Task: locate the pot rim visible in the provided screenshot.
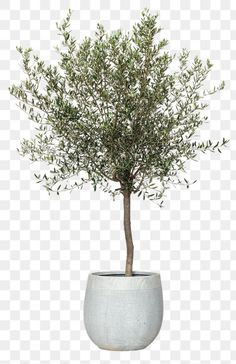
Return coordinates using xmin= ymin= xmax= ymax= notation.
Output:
xmin=90 ymin=270 xmax=160 ymax=278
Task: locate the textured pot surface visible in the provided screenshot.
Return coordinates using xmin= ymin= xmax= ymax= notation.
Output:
xmin=83 ymin=271 xmax=163 ymax=351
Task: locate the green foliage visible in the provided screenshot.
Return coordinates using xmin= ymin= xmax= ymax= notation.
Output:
xmin=9 ymin=8 xmax=229 ymax=204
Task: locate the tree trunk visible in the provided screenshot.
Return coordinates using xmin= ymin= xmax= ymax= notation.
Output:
xmin=123 ymin=190 xmax=134 ymax=276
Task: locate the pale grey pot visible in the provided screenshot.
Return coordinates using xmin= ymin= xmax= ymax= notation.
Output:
xmin=83 ymin=271 xmax=163 ymax=351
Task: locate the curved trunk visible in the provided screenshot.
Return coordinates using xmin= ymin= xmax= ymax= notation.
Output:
xmin=123 ymin=190 xmax=134 ymax=276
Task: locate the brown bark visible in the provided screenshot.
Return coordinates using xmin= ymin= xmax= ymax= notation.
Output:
xmin=123 ymin=190 xmax=134 ymax=276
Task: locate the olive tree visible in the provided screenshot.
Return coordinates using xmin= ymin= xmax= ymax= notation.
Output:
xmin=9 ymin=9 xmax=229 ymax=276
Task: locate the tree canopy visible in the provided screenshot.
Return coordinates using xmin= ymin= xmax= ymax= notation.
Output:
xmin=9 ymin=8 xmax=229 ymax=206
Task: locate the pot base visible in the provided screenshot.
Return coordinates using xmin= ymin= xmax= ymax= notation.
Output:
xmin=98 ymin=345 xmax=147 ymax=351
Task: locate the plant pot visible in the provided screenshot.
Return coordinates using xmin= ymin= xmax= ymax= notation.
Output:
xmin=83 ymin=271 xmax=163 ymax=351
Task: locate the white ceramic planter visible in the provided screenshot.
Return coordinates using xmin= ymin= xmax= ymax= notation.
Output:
xmin=83 ymin=271 xmax=163 ymax=351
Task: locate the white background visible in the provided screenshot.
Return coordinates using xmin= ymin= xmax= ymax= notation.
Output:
xmin=1 ymin=0 xmax=236 ymax=362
